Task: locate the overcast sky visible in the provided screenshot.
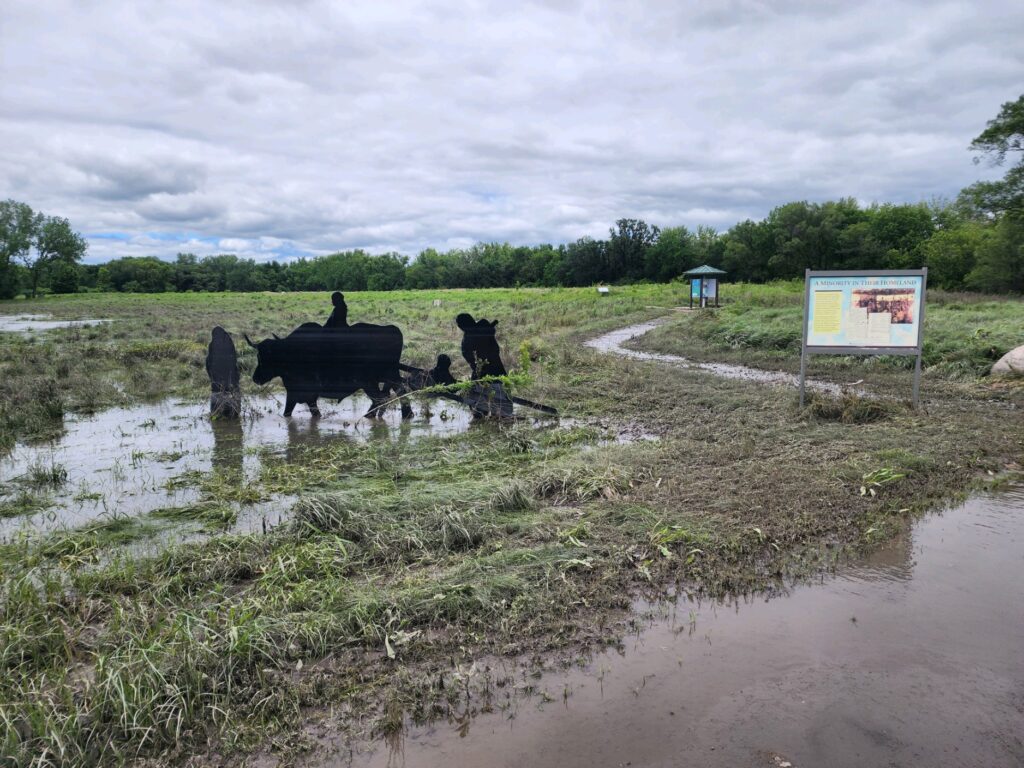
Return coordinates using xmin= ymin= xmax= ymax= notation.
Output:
xmin=2 ymin=1 xmax=1022 ymax=264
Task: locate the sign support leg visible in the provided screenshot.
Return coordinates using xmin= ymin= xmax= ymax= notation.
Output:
xmin=912 ymin=352 xmax=922 ymax=409
xmin=799 ymin=346 xmax=807 ymax=408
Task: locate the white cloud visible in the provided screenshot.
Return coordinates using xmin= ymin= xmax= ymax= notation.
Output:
xmin=0 ymin=0 xmax=1020 ymax=263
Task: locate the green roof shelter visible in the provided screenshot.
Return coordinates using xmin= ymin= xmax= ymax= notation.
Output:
xmin=682 ymin=265 xmax=728 ymax=309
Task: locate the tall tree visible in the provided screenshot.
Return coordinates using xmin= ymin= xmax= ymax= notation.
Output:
xmin=606 ymin=219 xmax=659 ymax=281
xmin=18 ymin=216 xmax=87 ymax=297
xmin=961 ymin=94 xmax=1024 ymax=218
xmin=0 ymin=200 xmax=43 ymax=298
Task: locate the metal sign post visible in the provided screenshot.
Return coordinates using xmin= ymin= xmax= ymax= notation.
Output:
xmin=799 ymin=268 xmax=927 ymax=408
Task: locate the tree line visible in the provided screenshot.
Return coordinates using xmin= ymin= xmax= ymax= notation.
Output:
xmin=2 ymin=95 xmax=1021 ymax=298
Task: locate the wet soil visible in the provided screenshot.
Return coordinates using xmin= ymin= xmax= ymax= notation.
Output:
xmin=350 ymin=488 xmax=1024 ymax=768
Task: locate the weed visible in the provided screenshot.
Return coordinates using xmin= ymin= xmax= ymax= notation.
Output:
xmin=808 ymin=393 xmax=898 ymax=424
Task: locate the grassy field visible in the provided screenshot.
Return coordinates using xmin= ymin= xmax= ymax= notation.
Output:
xmin=1 ymin=285 xmax=1022 ymax=766
xmin=635 ymin=281 xmax=1024 ymax=383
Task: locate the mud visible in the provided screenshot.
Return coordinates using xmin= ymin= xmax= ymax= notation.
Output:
xmin=585 ymin=319 xmax=845 ymax=395
xmin=351 ymin=488 xmax=1024 ymax=768
xmin=0 ymin=314 xmax=110 ymax=333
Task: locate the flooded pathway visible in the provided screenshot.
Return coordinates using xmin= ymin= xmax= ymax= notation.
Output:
xmin=585 ymin=318 xmax=843 ymax=395
xmin=353 ymin=489 xmax=1024 ymax=768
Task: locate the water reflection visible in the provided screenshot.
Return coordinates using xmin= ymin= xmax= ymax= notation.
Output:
xmin=211 ymin=417 xmax=244 ymax=479
xmin=0 ymin=392 xmax=480 ymax=537
xmin=352 ymin=489 xmax=1024 ymax=768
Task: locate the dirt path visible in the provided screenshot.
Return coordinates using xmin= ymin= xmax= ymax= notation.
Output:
xmin=585 ymin=316 xmax=844 ymax=395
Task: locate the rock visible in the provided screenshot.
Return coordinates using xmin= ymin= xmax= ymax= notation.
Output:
xmin=991 ymin=344 xmax=1024 ymax=376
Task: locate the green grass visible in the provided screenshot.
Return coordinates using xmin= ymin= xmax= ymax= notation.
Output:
xmin=0 ymin=284 xmax=1022 ymax=766
xmin=634 ymin=281 xmax=1024 ymax=383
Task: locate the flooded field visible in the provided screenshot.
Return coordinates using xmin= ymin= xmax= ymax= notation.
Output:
xmin=352 ymin=488 xmax=1024 ymax=768
xmin=0 ymin=313 xmax=110 ymax=334
xmin=0 ymin=393 xmax=479 ymax=539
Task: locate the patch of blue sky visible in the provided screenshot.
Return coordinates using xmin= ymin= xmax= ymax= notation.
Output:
xmin=87 ymin=231 xmax=132 ymax=241
xmin=144 ymin=231 xmax=212 ymax=243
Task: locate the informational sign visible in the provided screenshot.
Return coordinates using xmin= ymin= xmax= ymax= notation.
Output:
xmin=704 ymin=279 xmax=717 ymax=299
xmin=806 ymin=274 xmax=924 ymax=349
xmin=800 ymin=269 xmax=927 ymax=407
xmin=691 ymin=279 xmax=701 ymax=299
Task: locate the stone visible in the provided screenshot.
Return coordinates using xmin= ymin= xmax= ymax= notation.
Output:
xmin=991 ymin=344 xmax=1024 ymax=376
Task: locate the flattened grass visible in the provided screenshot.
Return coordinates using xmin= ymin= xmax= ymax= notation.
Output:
xmin=1 ymin=284 xmax=1022 ymax=766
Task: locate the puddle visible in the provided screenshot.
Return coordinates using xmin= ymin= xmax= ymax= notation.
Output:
xmin=351 ymin=488 xmax=1024 ymax=768
xmin=585 ymin=319 xmax=844 ymax=395
xmin=0 ymin=314 xmax=111 ymax=334
xmin=0 ymin=393 xmax=478 ymax=539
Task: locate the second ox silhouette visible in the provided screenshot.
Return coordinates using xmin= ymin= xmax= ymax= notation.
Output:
xmin=245 ymin=321 xmax=412 ymax=418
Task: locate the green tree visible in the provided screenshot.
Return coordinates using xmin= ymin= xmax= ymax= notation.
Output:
xmin=961 ymin=94 xmax=1024 ymax=218
xmin=17 ymin=215 xmax=88 ymax=298
xmin=49 ymin=262 xmax=81 ymax=294
xmin=100 ymin=257 xmax=172 ymax=292
xmin=922 ymin=223 xmax=988 ymax=290
xmin=644 ymin=226 xmax=696 ymax=281
xmin=866 ymin=203 xmax=934 ymax=268
xmin=722 ymin=219 xmax=773 ymax=282
xmin=0 ymin=200 xmax=43 ymax=298
xmin=966 ymin=216 xmax=1024 ymax=292
xmin=606 ymin=219 xmax=659 ymax=281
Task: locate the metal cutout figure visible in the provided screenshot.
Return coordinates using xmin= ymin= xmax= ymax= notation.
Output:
xmin=206 ymin=326 xmax=241 ymax=418
xmin=240 ymin=295 xmax=555 ymax=420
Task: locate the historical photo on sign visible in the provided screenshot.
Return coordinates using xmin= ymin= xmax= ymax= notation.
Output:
xmin=806 ymin=274 xmax=924 ymax=349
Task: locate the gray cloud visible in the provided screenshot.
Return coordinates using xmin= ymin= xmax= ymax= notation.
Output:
xmin=0 ymin=0 xmax=1021 ymax=264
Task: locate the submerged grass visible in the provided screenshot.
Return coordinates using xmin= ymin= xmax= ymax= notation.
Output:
xmin=0 ymin=285 xmax=1022 ymax=766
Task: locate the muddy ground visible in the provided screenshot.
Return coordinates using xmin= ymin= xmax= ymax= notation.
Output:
xmin=0 ymin=286 xmax=1022 ymax=767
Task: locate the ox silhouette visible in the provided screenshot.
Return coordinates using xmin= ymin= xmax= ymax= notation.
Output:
xmin=245 ymin=322 xmax=411 ymax=418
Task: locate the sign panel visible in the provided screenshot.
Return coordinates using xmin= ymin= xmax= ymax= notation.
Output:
xmin=704 ymin=279 xmax=717 ymax=299
xmin=691 ymin=279 xmax=701 ymax=299
xmin=805 ymin=273 xmax=924 ymax=349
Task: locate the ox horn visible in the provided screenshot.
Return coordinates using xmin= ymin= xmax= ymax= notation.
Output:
xmin=272 ymin=333 xmax=281 ymax=340
xmin=243 ymin=333 xmax=256 ymax=348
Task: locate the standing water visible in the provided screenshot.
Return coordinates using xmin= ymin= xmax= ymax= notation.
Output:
xmin=352 ymin=488 xmax=1024 ymax=768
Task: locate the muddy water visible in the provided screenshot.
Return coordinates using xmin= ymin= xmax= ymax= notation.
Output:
xmin=355 ymin=489 xmax=1024 ymax=768
xmin=0 ymin=393 xmax=475 ymax=538
xmin=585 ymin=319 xmax=844 ymax=395
xmin=0 ymin=314 xmax=110 ymax=333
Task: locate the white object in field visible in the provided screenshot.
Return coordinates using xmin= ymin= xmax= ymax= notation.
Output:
xmin=992 ymin=344 xmax=1024 ymax=375
xmin=432 ymin=299 xmax=442 ymax=307
xmin=597 ymin=286 xmax=610 ymax=294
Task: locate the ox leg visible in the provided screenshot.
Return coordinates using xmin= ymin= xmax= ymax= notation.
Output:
xmin=284 ymin=393 xmax=296 ymax=417
xmin=308 ymin=398 xmax=321 ymax=418
xmin=367 ymin=384 xmax=393 ymax=420
xmin=395 ymin=379 xmax=414 ymax=420
xmin=364 ymin=385 xmax=383 ymax=419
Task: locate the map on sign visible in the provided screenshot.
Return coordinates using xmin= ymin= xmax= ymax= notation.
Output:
xmin=806 ymin=275 xmax=924 ymax=348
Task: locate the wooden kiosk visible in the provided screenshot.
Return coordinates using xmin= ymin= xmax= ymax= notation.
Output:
xmin=683 ymin=265 xmax=727 ymax=309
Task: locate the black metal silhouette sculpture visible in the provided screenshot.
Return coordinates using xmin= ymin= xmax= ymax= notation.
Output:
xmin=242 ymin=295 xmax=555 ymax=420
xmin=324 ymin=291 xmax=348 ymax=329
xmin=452 ymin=313 xmax=511 ymax=418
xmin=244 ymin=318 xmax=412 ymax=419
xmin=456 ymin=313 xmax=507 ymax=378
xmin=206 ymin=326 xmax=241 ymax=418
